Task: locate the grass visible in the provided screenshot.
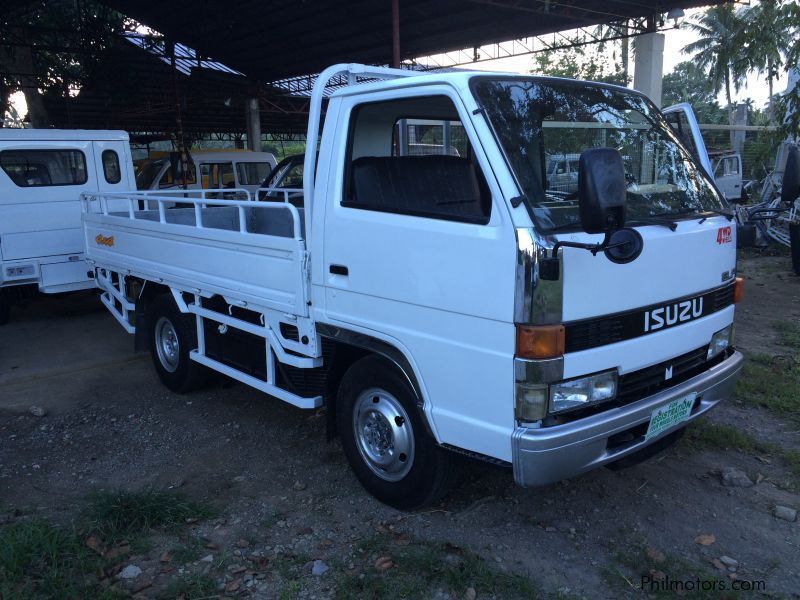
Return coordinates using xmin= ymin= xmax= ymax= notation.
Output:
xmin=85 ymin=490 xmax=215 ymax=543
xmin=160 ymin=573 xmax=216 ymax=599
xmin=734 ymin=320 xmax=800 ymax=425
xmin=685 ymin=419 xmax=800 ymax=487
xmin=335 ymin=534 xmax=539 ymax=600
xmin=0 ymin=490 xmax=216 ymax=599
xmin=0 ymin=520 xmax=123 ymax=600
xmin=604 ymin=541 xmax=731 ymax=599
xmin=279 ymin=579 xmax=302 ymax=600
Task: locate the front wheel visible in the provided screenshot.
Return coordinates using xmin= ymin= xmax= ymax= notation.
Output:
xmin=148 ymin=294 xmax=209 ymax=393
xmin=337 ymin=355 xmax=454 ymax=510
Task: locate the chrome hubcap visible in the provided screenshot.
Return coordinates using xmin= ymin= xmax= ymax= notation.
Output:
xmin=353 ymin=388 xmax=414 ymax=482
xmin=155 ymin=317 xmax=180 ymax=373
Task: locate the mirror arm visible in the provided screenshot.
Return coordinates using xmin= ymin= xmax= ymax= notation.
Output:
xmin=551 ymin=231 xmax=623 ymax=258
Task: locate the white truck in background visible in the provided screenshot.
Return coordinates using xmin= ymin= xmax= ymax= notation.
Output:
xmin=0 ymin=129 xmax=135 ymax=324
xmin=83 ymin=65 xmax=747 ymax=509
xmin=663 ymin=103 xmax=744 ymax=201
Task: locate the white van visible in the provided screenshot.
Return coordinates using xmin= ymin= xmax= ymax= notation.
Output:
xmin=0 ymin=129 xmax=135 ymax=323
xmin=136 ymin=150 xmax=277 ymax=197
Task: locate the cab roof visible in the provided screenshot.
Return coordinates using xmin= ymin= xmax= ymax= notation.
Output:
xmin=0 ymin=129 xmax=130 ymax=142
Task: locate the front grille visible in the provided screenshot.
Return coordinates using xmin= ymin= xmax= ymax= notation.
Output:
xmin=547 ymin=346 xmax=730 ymax=424
xmin=616 ymin=346 xmax=716 ymax=404
xmin=564 ymin=283 xmax=735 ymax=353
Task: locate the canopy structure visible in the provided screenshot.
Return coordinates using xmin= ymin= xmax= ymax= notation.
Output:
xmin=5 ymin=0 xmax=724 ymax=137
xmin=103 ymin=0 xmax=718 ymax=82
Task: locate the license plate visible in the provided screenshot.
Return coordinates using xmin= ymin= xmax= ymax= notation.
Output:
xmin=645 ymin=393 xmax=697 ymax=441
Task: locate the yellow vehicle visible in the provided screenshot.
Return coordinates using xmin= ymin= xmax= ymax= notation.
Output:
xmin=135 ymin=150 xmax=277 ymax=197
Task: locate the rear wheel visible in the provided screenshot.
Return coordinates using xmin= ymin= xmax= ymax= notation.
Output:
xmin=148 ymin=294 xmax=209 ymax=393
xmin=337 ymin=355 xmax=453 ymax=510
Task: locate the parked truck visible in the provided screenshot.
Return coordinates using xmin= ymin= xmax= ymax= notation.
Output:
xmin=0 ymin=129 xmax=135 ymax=324
xmin=82 ymin=64 xmax=745 ymax=509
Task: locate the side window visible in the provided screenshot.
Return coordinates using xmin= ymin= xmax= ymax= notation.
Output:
xmin=102 ymin=150 xmax=121 ymax=184
xmin=200 ymin=162 xmax=235 ymax=189
xmin=0 ymin=150 xmax=87 ymax=187
xmin=344 ymin=96 xmax=491 ymax=225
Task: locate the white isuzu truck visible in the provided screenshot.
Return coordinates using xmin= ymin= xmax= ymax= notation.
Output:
xmin=82 ymin=65 xmax=745 ymax=509
xmin=0 ymin=129 xmax=135 ymax=323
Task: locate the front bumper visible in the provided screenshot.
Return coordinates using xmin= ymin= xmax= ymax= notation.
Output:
xmin=512 ymin=350 xmax=743 ymax=487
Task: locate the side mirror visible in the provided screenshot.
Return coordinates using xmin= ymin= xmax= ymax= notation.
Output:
xmin=782 ymin=146 xmax=800 ymax=204
xmin=578 ymin=148 xmax=626 ymax=234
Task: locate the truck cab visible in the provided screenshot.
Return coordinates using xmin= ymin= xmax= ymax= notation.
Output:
xmin=83 ymin=65 xmax=743 ymax=509
xmin=0 ymin=129 xmax=135 ymax=323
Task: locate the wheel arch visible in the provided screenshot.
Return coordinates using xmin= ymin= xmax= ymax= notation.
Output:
xmin=317 ymin=323 xmax=435 ymax=442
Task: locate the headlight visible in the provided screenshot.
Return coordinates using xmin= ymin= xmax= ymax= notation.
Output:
xmin=549 ymin=370 xmax=617 ymax=413
xmin=708 ymin=324 xmax=734 ymax=360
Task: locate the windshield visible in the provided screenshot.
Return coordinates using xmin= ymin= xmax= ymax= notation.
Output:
xmin=472 ymin=78 xmax=725 ymax=231
xmin=135 ymin=158 xmax=166 ymax=190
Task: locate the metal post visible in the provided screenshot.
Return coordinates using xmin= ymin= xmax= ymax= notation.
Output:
xmin=246 ymin=84 xmax=261 ymax=152
xmin=168 ymin=40 xmax=190 ymax=190
xmin=392 ymin=0 xmax=400 ymax=68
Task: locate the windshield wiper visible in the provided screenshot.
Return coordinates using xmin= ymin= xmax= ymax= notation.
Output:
xmin=625 ymin=217 xmax=678 ymax=231
xmin=698 ymin=208 xmax=735 ymax=223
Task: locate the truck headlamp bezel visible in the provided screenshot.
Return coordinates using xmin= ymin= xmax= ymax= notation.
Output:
xmin=549 ymin=369 xmax=618 ymax=414
xmin=707 ymin=324 xmax=734 ymax=360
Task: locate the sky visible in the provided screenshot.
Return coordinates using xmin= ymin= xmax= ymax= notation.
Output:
xmin=7 ymin=5 xmax=792 ymax=122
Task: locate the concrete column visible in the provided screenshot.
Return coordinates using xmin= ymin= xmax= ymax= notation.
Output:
xmin=633 ymin=32 xmax=665 ymax=107
xmin=732 ymin=103 xmax=747 ymax=154
xmin=246 ymin=97 xmax=261 ymax=151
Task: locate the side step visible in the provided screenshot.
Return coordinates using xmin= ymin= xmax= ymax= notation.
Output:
xmin=190 ymin=351 xmax=322 ymax=409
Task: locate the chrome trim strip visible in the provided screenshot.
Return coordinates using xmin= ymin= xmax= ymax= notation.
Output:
xmin=512 ymin=350 xmax=743 ymax=487
xmin=514 ymin=227 xmax=563 ymax=325
xmin=514 ymin=356 xmax=564 ymax=385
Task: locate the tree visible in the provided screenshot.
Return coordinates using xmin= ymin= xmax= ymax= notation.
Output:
xmin=741 ymin=0 xmax=793 ymax=123
xmin=777 ymin=1 xmax=800 ymax=140
xmin=0 ymin=1 xmax=130 ymax=127
xmin=682 ymin=4 xmax=750 ymax=136
xmin=661 ymin=61 xmax=726 ymax=123
xmin=532 ymin=45 xmax=628 ymax=86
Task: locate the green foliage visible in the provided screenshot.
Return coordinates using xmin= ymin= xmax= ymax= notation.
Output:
xmin=532 ymin=45 xmax=628 ymax=86
xmin=682 ymin=4 xmax=750 ymax=110
xmin=662 ymin=61 xmax=726 ymax=124
xmin=336 ymin=535 xmax=539 ymax=599
xmin=263 ymin=140 xmax=306 ymax=162
xmin=0 ymin=520 xmax=124 ymax=600
xmin=0 ymin=2 xmax=132 ymax=126
xmin=85 ymin=490 xmax=215 ymax=543
xmin=160 ymin=573 xmax=216 ymax=599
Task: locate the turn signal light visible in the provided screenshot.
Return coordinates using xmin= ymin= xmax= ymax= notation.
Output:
xmin=733 ymin=276 xmax=744 ymax=303
xmin=516 ymin=324 xmax=565 ymax=359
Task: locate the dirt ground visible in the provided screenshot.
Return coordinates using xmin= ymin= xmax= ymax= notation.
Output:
xmin=2 ymin=249 xmax=799 ymax=599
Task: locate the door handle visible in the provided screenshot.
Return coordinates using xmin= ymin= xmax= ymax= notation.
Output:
xmin=329 ymin=264 xmax=349 ymax=276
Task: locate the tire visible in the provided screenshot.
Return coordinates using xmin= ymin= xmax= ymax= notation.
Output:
xmin=337 ymin=355 xmax=453 ymax=510
xmin=148 ymin=294 xmax=209 ymax=393
xmin=0 ymin=293 xmax=9 ymax=326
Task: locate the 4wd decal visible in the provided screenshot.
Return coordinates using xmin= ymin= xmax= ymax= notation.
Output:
xmin=716 ymin=226 xmax=732 ymax=245
xmin=95 ymin=234 xmax=114 ymax=247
